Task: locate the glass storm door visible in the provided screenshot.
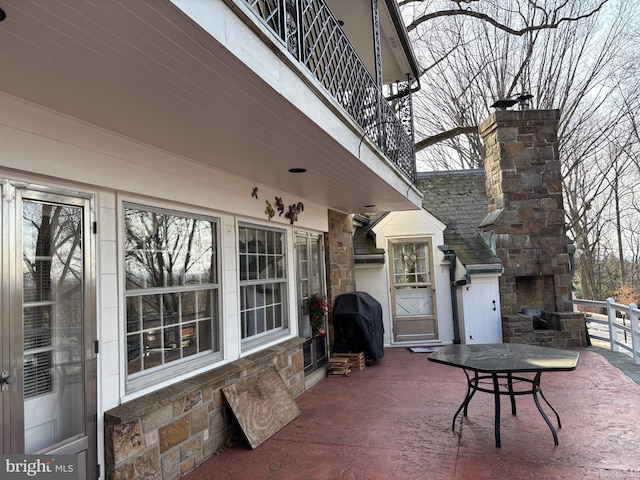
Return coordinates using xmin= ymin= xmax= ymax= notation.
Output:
xmin=389 ymin=239 xmax=438 ymax=343
xmin=0 ymin=180 xmax=96 ymax=479
xmin=295 ymin=232 xmax=327 ymax=373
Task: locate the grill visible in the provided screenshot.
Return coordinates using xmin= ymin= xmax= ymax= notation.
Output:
xmin=332 ymin=292 xmax=384 ymax=364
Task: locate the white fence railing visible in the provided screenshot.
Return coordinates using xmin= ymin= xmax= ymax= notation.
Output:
xmin=573 ymin=297 xmax=640 ymax=364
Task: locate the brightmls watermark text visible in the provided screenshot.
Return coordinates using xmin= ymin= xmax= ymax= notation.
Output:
xmin=1 ymin=455 xmax=77 ymax=479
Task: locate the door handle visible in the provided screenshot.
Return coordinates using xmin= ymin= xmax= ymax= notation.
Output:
xmin=1 ymin=371 xmax=15 ymax=392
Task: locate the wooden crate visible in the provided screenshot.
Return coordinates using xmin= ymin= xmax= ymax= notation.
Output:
xmin=332 ymin=352 xmax=365 ymax=371
xmin=327 ymin=356 xmax=351 ymax=376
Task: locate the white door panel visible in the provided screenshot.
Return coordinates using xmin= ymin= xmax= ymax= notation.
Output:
xmin=395 ymin=288 xmax=433 ymax=316
xmin=462 ymin=277 xmax=502 ymax=344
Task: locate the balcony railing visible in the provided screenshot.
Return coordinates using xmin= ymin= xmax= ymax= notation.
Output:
xmin=241 ymin=0 xmax=416 ymax=182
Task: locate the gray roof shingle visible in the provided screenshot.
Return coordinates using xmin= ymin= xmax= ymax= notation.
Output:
xmin=416 ymin=170 xmax=501 ymax=267
xmin=353 ymin=170 xmax=501 ymax=270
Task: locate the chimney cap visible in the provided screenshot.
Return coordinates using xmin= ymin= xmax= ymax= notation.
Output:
xmin=491 ymin=93 xmax=534 ymax=110
xmin=491 ymin=98 xmax=518 ymax=110
xmin=517 ymin=93 xmax=533 ymax=109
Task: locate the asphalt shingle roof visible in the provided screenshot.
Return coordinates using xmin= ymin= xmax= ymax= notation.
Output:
xmin=353 ymin=212 xmax=386 ymax=263
xmin=354 ymin=170 xmax=501 ymax=269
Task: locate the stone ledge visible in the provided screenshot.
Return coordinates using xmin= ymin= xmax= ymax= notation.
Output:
xmin=106 ymin=337 xmax=305 ymax=425
xmin=502 ymin=313 xmax=588 ymax=347
xmin=105 ymin=337 xmax=306 ymax=480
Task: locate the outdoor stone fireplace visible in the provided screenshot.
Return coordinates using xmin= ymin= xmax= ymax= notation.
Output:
xmin=479 ymin=109 xmax=586 ymax=347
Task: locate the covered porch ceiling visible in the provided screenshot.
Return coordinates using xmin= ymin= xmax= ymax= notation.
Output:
xmin=0 ymin=0 xmax=421 ymax=214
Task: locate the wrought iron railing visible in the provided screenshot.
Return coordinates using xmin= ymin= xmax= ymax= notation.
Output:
xmin=241 ymin=0 xmax=416 ymax=182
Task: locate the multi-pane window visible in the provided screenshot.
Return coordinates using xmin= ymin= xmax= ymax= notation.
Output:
xmin=124 ymin=204 xmax=220 ymax=378
xmin=295 ymin=231 xmax=327 ymax=373
xmin=392 ymin=241 xmax=432 ymax=285
xmin=239 ymin=225 xmax=287 ymax=342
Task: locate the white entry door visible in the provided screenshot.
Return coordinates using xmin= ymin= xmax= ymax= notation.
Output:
xmin=0 ymin=180 xmax=96 ymax=479
xmin=389 ymin=239 xmax=438 ymax=342
xmin=460 ymin=275 xmax=502 ymax=344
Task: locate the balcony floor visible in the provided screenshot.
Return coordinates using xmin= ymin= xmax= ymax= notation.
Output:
xmin=183 ymin=346 xmax=640 ymax=480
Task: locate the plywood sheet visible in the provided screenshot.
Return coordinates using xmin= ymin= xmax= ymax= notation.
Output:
xmin=222 ymin=367 xmax=301 ymax=449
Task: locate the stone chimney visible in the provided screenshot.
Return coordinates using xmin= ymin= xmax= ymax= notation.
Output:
xmin=479 ymin=109 xmax=573 ymax=317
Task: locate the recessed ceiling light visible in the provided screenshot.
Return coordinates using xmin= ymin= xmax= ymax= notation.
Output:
xmin=288 ymin=168 xmax=307 ymax=173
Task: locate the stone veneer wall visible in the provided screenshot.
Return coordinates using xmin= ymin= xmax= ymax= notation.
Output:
xmin=104 ymin=337 xmax=304 ymax=480
xmin=326 ymin=209 xmax=357 ymax=302
xmin=325 ymin=209 xmax=357 ymax=351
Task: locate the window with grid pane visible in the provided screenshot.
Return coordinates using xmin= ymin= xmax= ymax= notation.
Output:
xmin=124 ymin=204 xmax=220 ymax=379
xmin=239 ymin=225 xmax=287 ymax=341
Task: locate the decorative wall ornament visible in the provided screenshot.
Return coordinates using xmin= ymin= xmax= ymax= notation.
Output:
xmin=264 ymin=196 xmax=303 ymax=223
xmin=251 ymin=187 xmax=259 ymax=199
xmin=275 ymin=197 xmax=285 ymax=216
xmin=285 ymin=202 xmax=304 ymax=224
xmin=265 ymin=200 xmax=275 ymax=220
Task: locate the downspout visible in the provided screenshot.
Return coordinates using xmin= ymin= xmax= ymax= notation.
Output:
xmin=442 ymin=249 xmax=461 ymax=344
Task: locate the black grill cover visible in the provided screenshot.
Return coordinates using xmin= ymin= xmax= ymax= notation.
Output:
xmin=332 ymin=292 xmax=384 ymax=361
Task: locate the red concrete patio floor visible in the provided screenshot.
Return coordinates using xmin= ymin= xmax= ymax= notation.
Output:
xmin=183 ymin=347 xmax=640 ymax=480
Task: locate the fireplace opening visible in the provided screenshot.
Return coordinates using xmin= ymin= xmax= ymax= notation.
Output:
xmin=532 ymin=316 xmax=548 ymax=330
xmin=515 ymin=275 xmax=556 ymax=314
xmin=522 ymin=308 xmax=557 ymax=330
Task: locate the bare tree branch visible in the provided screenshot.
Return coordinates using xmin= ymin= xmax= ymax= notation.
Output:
xmin=415 ymin=126 xmax=478 ymax=152
xmin=406 ymin=0 xmax=640 ymax=296
xmin=406 ymin=1 xmax=609 ymax=35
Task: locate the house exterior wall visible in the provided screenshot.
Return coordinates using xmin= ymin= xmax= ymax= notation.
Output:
xmin=0 ymin=93 xmax=328 ymax=478
xmin=357 ymin=210 xmax=456 ymax=345
xmin=0 ymin=2 xmax=422 ymax=477
xmin=326 ymin=210 xmax=357 ymax=350
xmin=104 ymin=338 xmax=304 ymax=480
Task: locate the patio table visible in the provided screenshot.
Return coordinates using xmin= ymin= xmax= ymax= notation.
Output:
xmin=428 ymin=343 xmax=579 ymax=448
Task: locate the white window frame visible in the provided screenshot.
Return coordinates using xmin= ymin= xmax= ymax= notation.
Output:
xmin=121 ymin=201 xmax=223 ymax=395
xmin=238 ymin=222 xmax=289 ymax=350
